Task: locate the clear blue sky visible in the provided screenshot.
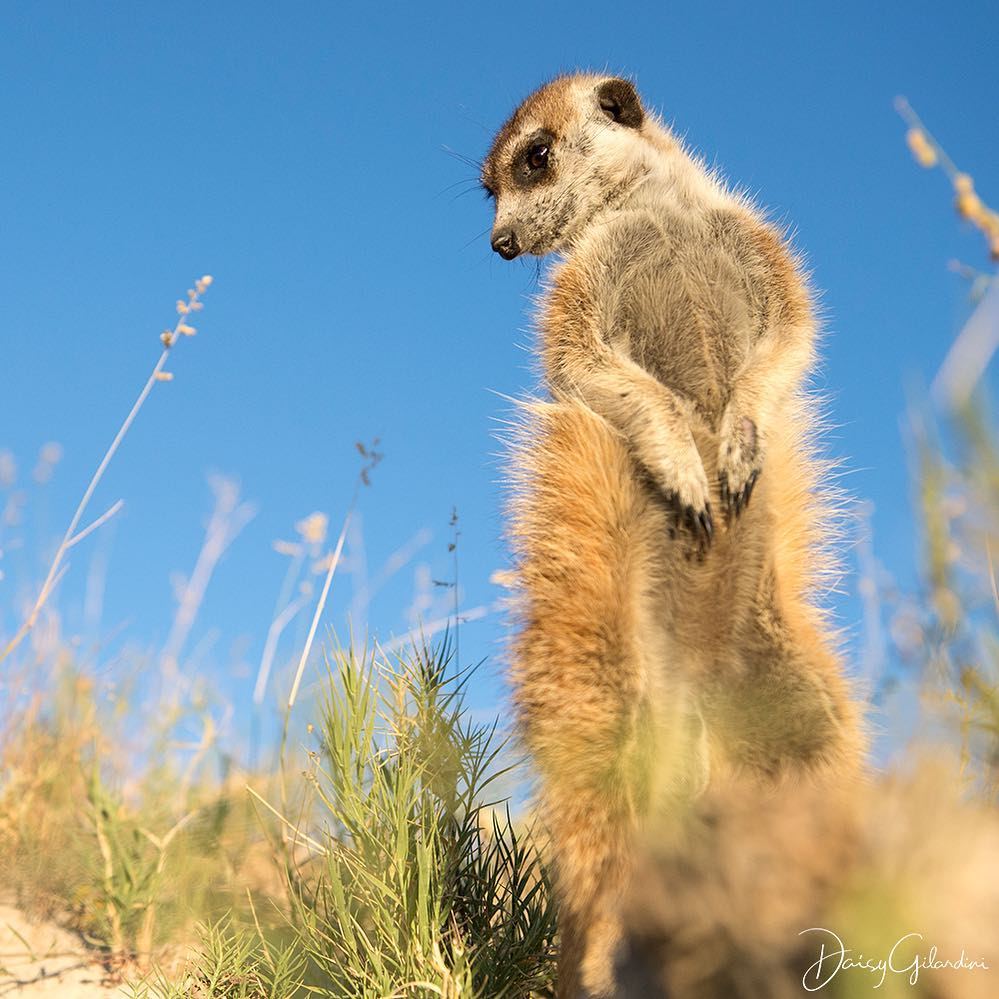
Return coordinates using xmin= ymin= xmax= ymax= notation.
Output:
xmin=1 ymin=2 xmax=996 ymax=741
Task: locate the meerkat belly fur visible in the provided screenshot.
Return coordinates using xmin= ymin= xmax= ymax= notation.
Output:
xmin=483 ymin=74 xmax=865 ymax=997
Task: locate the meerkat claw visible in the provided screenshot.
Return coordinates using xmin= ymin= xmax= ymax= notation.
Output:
xmin=719 ymin=471 xmax=731 ymax=509
xmin=700 ymin=505 xmax=715 ymax=543
xmin=720 ymin=469 xmax=760 ymax=522
xmin=678 ymin=502 xmax=714 ymax=552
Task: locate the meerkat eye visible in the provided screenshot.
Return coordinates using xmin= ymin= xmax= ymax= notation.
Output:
xmin=527 ymin=144 xmax=550 ymax=170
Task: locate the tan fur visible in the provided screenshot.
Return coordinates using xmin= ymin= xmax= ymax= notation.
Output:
xmin=487 ymin=74 xmax=866 ymax=996
xmin=616 ymin=762 xmax=999 ymax=999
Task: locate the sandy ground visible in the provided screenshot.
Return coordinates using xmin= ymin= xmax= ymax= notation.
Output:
xmin=0 ymin=906 xmax=127 ymax=997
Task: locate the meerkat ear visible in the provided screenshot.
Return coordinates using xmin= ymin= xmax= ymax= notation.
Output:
xmin=596 ymin=78 xmax=644 ymax=129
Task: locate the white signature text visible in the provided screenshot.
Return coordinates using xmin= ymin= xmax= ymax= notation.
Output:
xmin=799 ymin=927 xmax=989 ymax=990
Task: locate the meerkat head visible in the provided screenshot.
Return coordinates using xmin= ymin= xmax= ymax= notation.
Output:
xmin=481 ymin=74 xmax=659 ymax=259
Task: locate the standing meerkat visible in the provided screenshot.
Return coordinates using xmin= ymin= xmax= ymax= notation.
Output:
xmin=482 ymin=74 xmax=865 ymax=997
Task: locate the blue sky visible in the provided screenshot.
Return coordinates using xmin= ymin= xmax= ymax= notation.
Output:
xmin=1 ymin=2 xmax=996 ymax=743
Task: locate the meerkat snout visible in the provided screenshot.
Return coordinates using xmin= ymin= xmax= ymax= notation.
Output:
xmin=490 ymin=227 xmax=521 ymax=259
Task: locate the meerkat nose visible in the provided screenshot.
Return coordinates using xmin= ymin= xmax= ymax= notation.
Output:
xmin=491 ymin=228 xmax=521 ymax=260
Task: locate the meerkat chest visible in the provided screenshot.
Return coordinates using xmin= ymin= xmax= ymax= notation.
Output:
xmin=609 ymin=236 xmax=760 ymax=421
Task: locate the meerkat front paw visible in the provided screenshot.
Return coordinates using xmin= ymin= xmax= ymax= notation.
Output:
xmin=718 ymin=411 xmax=762 ymax=520
xmin=656 ymin=453 xmax=714 ymax=553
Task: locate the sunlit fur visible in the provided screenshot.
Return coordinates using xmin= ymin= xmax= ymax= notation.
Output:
xmin=489 ymin=74 xmax=866 ymax=997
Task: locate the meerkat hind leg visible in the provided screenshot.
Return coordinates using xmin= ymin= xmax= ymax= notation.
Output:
xmin=510 ymin=399 xmax=690 ymax=997
xmin=704 ymin=579 xmax=861 ymax=779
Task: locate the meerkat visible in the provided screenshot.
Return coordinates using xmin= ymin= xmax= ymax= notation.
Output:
xmin=482 ymin=74 xmax=866 ymax=997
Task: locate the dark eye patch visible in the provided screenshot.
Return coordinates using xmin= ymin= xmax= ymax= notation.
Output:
xmin=511 ymin=129 xmax=557 ymax=189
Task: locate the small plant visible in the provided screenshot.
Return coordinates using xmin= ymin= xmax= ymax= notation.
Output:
xmin=129 ymin=640 xmax=556 ymax=998
xmin=128 ymin=916 xmax=306 ymax=999
xmin=245 ymin=639 xmax=557 ymax=998
xmin=0 ymin=275 xmax=212 ymax=667
xmin=889 ymin=101 xmax=999 ymax=792
xmin=0 ymin=662 xmax=282 ymax=965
